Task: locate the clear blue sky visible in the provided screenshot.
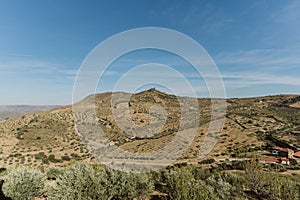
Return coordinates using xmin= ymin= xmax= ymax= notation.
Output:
xmin=0 ymin=0 xmax=300 ymax=104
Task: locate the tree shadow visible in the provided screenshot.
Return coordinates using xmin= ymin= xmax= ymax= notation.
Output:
xmin=0 ymin=180 xmax=12 ymax=200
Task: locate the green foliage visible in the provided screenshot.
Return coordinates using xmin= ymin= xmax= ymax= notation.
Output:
xmin=47 ymin=162 xmax=105 ymax=200
xmin=1 ymin=161 xmax=298 ymax=200
xmin=35 ymin=152 xmax=46 ymax=160
xmin=192 ymin=167 xmax=211 ymax=180
xmin=61 ymin=155 xmax=71 ymax=161
xmin=48 ymin=154 xmax=61 ymax=163
xmin=290 ymin=158 xmax=298 ymax=166
xmin=15 ymin=125 xmax=29 ymax=140
xmin=245 ymin=161 xmax=268 ymax=197
xmin=199 ymin=158 xmax=215 ymax=164
xmin=0 ymin=167 xmax=7 ymax=176
xmin=266 ymin=174 xmax=300 ymax=200
xmin=174 ymin=162 xmax=188 ymax=167
xmin=231 ymin=160 xmax=249 ymax=170
xmin=102 ymin=167 xmax=154 ymax=199
xmin=70 ymin=153 xmax=82 ymax=160
xmin=162 ymin=167 xmax=245 ymax=199
xmin=42 ymin=157 xmax=49 ymax=164
xmin=245 ymin=161 xmax=300 ymax=199
xmin=163 ymin=169 xmax=214 ymax=200
xmin=48 ymin=162 xmax=154 ymax=200
xmin=45 ymin=166 xmax=64 ymax=180
xmin=2 ymin=166 xmax=45 ymax=200
xmin=206 ymin=172 xmax=245 ymax=199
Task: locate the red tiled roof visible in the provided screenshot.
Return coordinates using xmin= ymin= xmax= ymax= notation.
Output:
xmin=280 ymin=158 xmax=289 ymax=161
xmin=264 ymin=158 xmax=280 ymax=163
xmin=274 ymin=146 xmax=293 ymax=153
xmin=287 ymin=149 xmax=293 ymax=153
xmin=294 ymin=151 xmax=300 ymax=158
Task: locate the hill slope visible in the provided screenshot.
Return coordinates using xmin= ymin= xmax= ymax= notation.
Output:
xmin=0 ymin=89 xmax=299 ymax=167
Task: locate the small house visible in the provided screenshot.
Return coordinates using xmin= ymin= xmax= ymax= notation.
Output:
xmin=274 ymin=146 xmax=294 ymax=158
xmin=280 ymin=158 xmax=290 ymax=165
xmin=109 ymin=141 xmax=118 ymax=146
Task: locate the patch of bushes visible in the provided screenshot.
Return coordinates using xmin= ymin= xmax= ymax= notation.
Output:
xmin=2 ymin=167 xmax=45 ymax=200
xmin=245 ymin=161 xmax=300 ymax=199
xmin=1 ymin=161 xmax=298 ymax=200
xmin=199 ymin=158 xmax=215 ymax=164
xmin=61 ymin=155 xmax=71 ymax=161
xmin=42 ymin=157 xmax=49 ymax=165
xmin=206 ymin=172 xmax=245 ymax=199
xmin=231 ymin=160 xmax=249 ymax=170
xmin=47 ymin=162 xmax=154 ymax=200
xmin=71 ymin=153 xmax=82 ymax=161
xmin=174 ymin=162 xmax=188 ymax=167
xmin=45 ymin=166 xmax=64 ymax=180
xmin=48 ymin=154 xmax=61 ymax=163
xmin=289 ymin=158 xmax=298 ymax=166
xmin=35 ymin=152 xmax=46 ymax=160
xmin=163 ymin=169 xmax=214 ymax=200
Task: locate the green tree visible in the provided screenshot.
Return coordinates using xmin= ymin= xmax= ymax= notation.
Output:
xmin=48 ymin=162 xmax=154 ymax=200
xmin=245 ymin=161 xmax=268 ymax=197
xmin=164 ymin=169 xmax=215 ymax=200
xmin=2 ymin=167 xmax=45 ymax=200
xmin=206 ymin=172 xmax=245 ymax=199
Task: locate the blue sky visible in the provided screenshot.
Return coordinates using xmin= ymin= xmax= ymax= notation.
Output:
xmin=0 ymin=0 xmax=300 ymax=104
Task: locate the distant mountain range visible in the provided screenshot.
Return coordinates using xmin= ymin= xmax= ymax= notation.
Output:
xmin=0 ymin=105 xmax=59 ymax=120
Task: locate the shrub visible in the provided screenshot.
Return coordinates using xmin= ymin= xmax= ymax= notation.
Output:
xmin=47 ymin=162 xmax=105 ymax=200
xmin=0 ymin=167 xmax=6 ymax=175
xmin=206 ymin=172 xmax=245 ymax=199
xmin=289 ymin=158 xmax=298 ymax=166
xmin=245 ymin=161 xmax=268 ymax=197
xmin=103 ymin=167 xmax=154 ymax=199
xmin=192 ymin=167 xmax=211 ymax=180
xmin=245 ymin=161 xmax=300 ymax=199
xmin=231 ymin=160 xmax=249 ymax=170
xmin=48 ymin=154 xmax=61 ymax=163
xmin=70 ymin=153 xmax=82 ymax=161
xmin=164 ymin=169 xmax=215 ymax=200
xmin=45 ymin=166 xmax=64 ymax=180
xmin=279 ymin=167 xmax=287 ymax=172
xmin=266 ymin=175 xmax=299 ymax=200
xmin=48 ymin=162 xmax=154 ymax=200
xmin=199 ymin=158 xmax=215 ymax=165
xmin=61 ymin=155 xmax=71 ymax=161
xmin=42 ymin=157 xmax=49 ymax=165
xmin=275 ymin=178 xmax=300 ymax=200
xmin=35 ymin=152 xmax=46 ymax=160
xmin=174 ymin=162 xmax=188 ymax=168
xmin=2 ymin=167 xmax=45 ymax=200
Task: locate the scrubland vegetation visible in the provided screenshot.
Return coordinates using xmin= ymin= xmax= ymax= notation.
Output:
xmin=0 ymin=161 xmax=299 ymax=200
xmin=1 ymin=90 xmax=300 ymax=199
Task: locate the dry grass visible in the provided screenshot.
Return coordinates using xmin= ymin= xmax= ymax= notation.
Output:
xmin=0 ymin=89 xmax=299 ymax=167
